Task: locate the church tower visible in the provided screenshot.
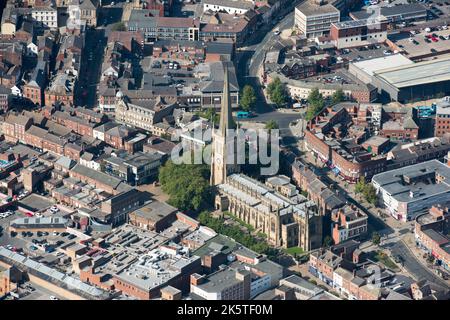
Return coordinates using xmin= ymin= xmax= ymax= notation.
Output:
xmin=210 ymin=64 xmax=239 ymax=186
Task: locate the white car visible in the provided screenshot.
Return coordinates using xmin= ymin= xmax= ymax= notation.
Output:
xmin=49 ymin=296 xmax=59 ymax=300
xmin=273 ymin=30 xmax=280 ymax=36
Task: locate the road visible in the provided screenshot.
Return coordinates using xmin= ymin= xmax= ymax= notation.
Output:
xmin=235 ymin=1 xmax=304 ymax=136
xmin=391 ymin=241 xmax=449 ymax=288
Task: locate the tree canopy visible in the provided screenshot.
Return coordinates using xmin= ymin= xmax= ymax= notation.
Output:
xmin=240 ymin=85 xmax=257 ymax=111
xmin=372 ymin=232 xmax=381 ymax=245
xmin=305 ymin=88 xmax=325 ymax=121
xmin=355 ymin=176 xmax=377 ymax=205
xmin=198 ymin=211 xmax=279 ymax=260
xmin=159 ymin=161 xmax=212 ymax=212
xmin=267 ymin=77 xmax=287 ymax=107
xmin=332 ymin=89 xmax=345 ymax=104
xmin=196 ymin=108 xmax=219 ymax=124
xmin=264 ymin=120 xmax=279 ymax=132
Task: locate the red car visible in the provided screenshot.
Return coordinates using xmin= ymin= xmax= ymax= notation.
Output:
xmin=432 ymin=37 xmax=439 ymax=42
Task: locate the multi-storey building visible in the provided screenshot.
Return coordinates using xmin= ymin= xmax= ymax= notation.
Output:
xmin=415 ymin=205 xmax=450 ymax=271
xmin=103 ymin=151 xmax=163 ymax=186
xmin=435 ymin=98 xmax=450 ymax=138
xmin=203 ymin=0 xmax=255 ymax=15
xmin=294 ymin=0 xmax=340 ymax=38
xmin=372 ymin=160 xmax=450 ymax=222
xmin=190 ymin=268 xmax=251 ymax=300
xmin=331 ymin=205 xmax=368 ymax=244
xmin=329 ymin=18 xmax=388 ymax=49
xmin=115 ymin=92 xmax=177 ymax=132
xmin=304 ymin=103 xmax=387 ymax=183
xmin=32 ymin=7 xmax=58 ymax=29
xmin=23 ymin=60 xmax=47 ymax=106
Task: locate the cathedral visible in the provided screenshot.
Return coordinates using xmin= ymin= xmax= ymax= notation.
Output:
xmin=210 ymin=67 xmax=323 ymax=251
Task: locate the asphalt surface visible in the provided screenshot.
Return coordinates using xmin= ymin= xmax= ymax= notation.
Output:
xmin=235 ymin=1 xmax=304 ymax=136
xmin=391 ymin=241 xmax=449 ymax=288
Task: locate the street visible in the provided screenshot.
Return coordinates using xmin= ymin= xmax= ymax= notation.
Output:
xmin=235 ymin=1 xmax=304 ymax=136
xmin=391 ymin=240 xmax=449 ymax=288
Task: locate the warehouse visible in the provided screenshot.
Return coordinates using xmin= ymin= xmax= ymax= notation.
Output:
xmin=371 ymin=57 xmax=450 ymax=102
xmin=348 ymin=54 xmax=413 ymax=84
xmin=350 ymin=3 xmax=428 ymax=23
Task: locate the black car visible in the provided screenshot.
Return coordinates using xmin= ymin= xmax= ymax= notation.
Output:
xmin=22 ymin=231 xmax=27 ymax=237
xmin=67 ymin=234 xmax=76 ymax=240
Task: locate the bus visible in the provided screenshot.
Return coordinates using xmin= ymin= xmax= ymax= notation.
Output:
xmin=236 ymin=111 xmax=254 ymax=119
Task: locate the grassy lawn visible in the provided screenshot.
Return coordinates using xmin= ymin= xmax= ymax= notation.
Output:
xmin=223 ymin=211 xmax=255 ymax=232
xmin=284 ymin=247 xmax=304 ymax=256
xmin=374 ymin=251 xmax=399 ymax=271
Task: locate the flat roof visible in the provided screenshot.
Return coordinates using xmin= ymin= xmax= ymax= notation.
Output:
xmin=374 ymin=57 xmax=450 ymax=88
xmin=352 ymin=54 xmax=413 ymax=76
xmin=130 ymin=201 xmax=177 ymax=222
xmin=351 ymin=3 xmax=427 ymax=20
xmin=372 ymin=159 xmax=450 ymax=203
xmin=296 ymin=2 xmax=340 ymax=16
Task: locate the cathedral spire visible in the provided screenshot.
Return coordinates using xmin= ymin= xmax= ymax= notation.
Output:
xmin=219 ymin=63 xmax=234 ymax=137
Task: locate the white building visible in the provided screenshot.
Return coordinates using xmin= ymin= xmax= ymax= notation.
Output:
xmin=372 ymin=160 xmax=450 ymax=222
xmin=32 ymin=7 xmax=58 ymax=29
xmin=203 ymin=0 xmax=255 ymax=15
xmin=295 ymin=0 xmax=340 ymax=38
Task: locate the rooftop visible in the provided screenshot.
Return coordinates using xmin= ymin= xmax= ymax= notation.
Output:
xmin=296 ymin=2 xmax=340 ymax=16
xmin=372 ymin=160 xmax=450 ymax=203
xmin=374 ymin=57 xmax=450 ymax=89
xmin=114 ymin=245 xmax=200 ymax=292
xmin=351 ymin=54 xmax=413 ymax=77
xmin=130 ymin=201 xmax=177 ymax=222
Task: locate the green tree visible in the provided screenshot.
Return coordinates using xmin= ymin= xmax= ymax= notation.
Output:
xmin=159 ymin=161 xmax=212 ymax=212
xmin=355 ymin=176 xmax=377 ymax=204
xmin=363 ymin=183 xmax=377 ymax=205
xmin=323 ymin=235 xmax=333 ymax=247
xmin=196 ymin=108 xmax=219 ymax=124
xmin=332 ymin=89 xmax=345 ymax=104
xmin=355 ymin=176 xmax=366 ymax=194
xmin=240 ymin=85 xmax=257 ymax=111
xmin=267 ymin=77 xmax=287 ymax=107
xmin=305 ymin=88 xmax=325 ymax=121
xmin=111 ymin=22 xmax=126 ymax=31
xmin=372 ymin=232 xmax=381 ymax=245
xmin=264 ymin=120 xmax=279 ymax=132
